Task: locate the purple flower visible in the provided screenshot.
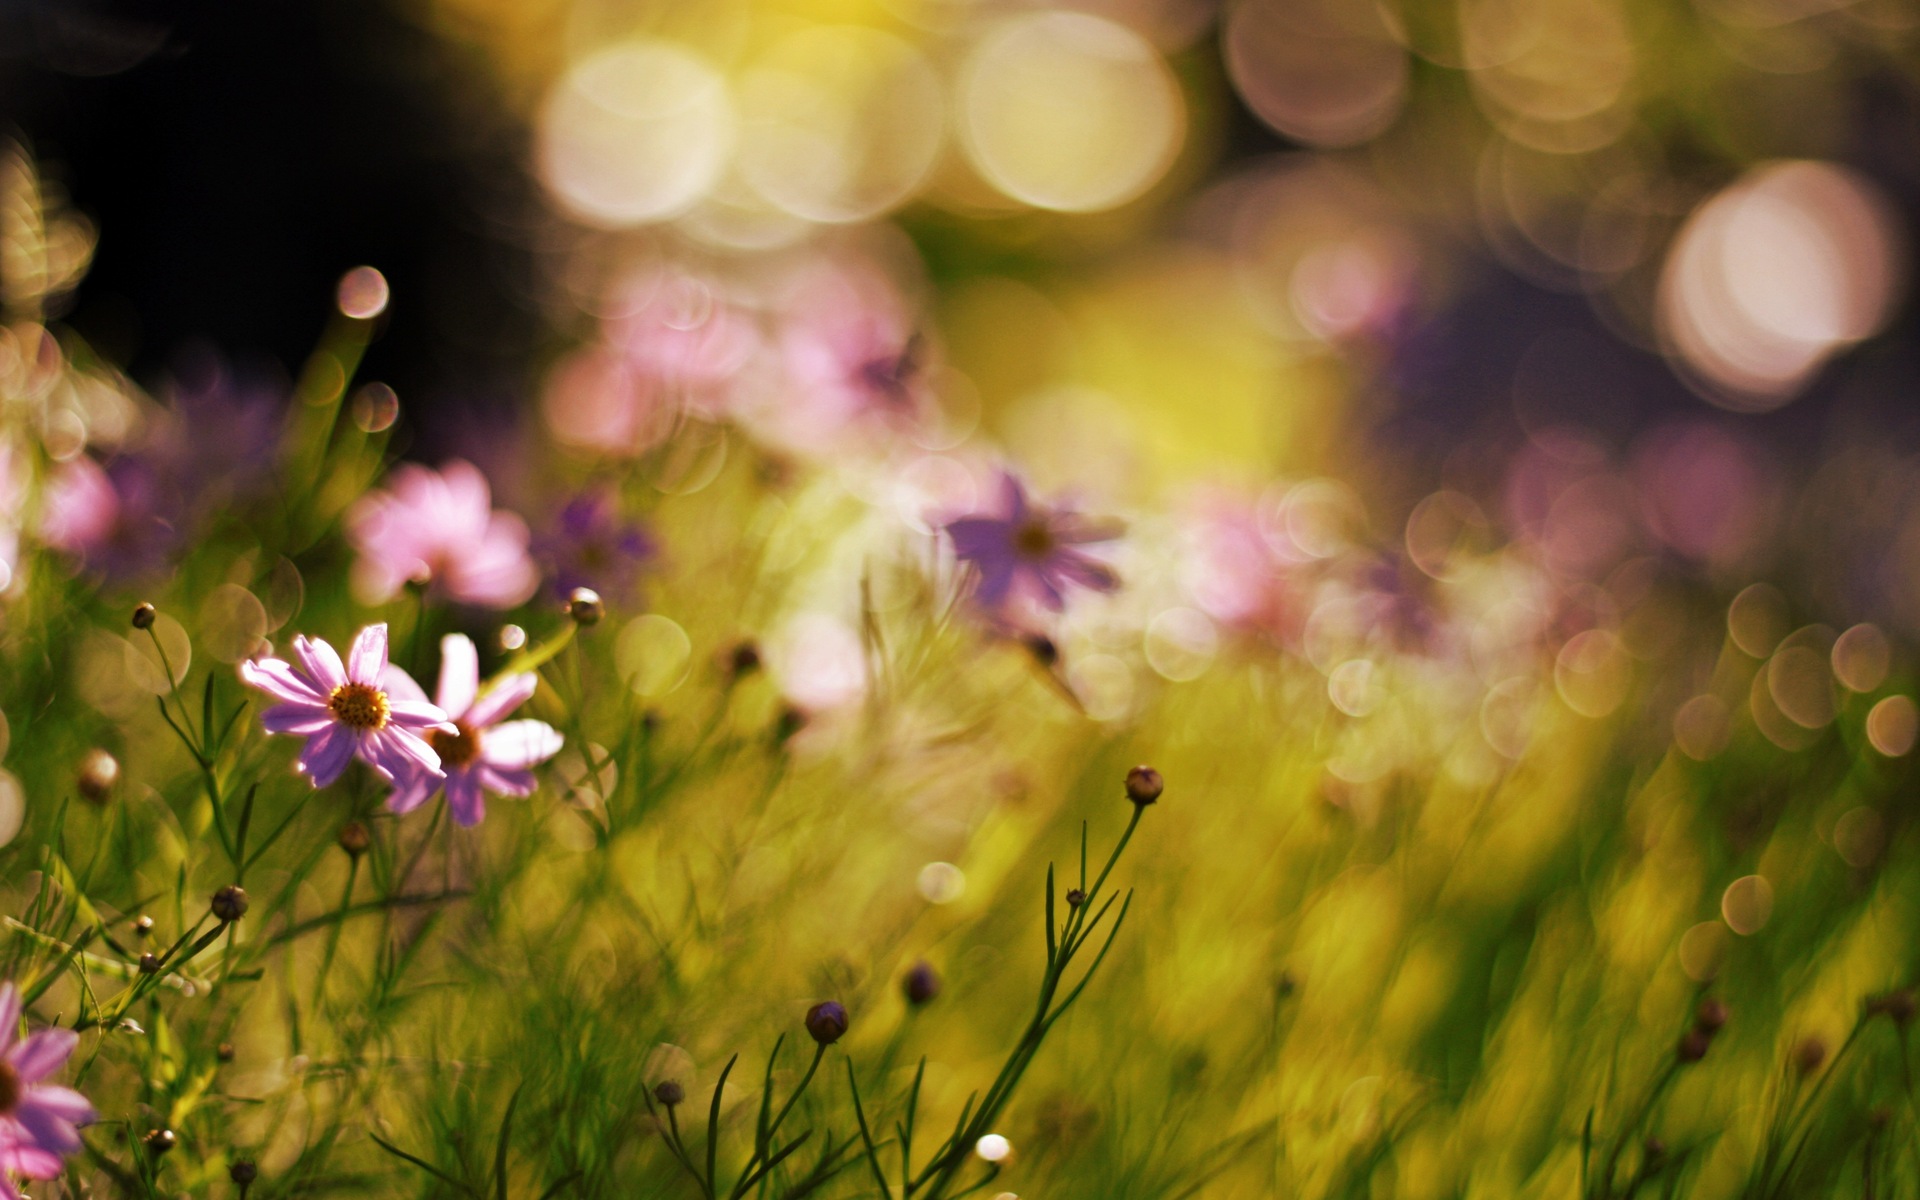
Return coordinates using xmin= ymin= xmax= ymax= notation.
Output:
xmin=345 ymin=460 xmax=539 ymax=609
xmin=384 ymin=634 xmax=563 ymax=827
xmin=239 ymin=624 xmax=451 ymax=790
xmin=37 ymin=455 xmax=183 ymax=583
xmin=540 ymin=488 xmax=657 ymax=600
xmin=0 ymin=981 xmax=95 ymax=1192
xmin=943 ymin=473 xmax=1121 ymax=614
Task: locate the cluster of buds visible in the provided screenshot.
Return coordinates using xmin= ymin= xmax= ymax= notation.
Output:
xmin=1678 ymin=997 xmax=1728 ymax=1063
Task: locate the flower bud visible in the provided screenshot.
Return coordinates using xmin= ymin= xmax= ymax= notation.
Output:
xmin=1694 ymin=997 xmax=1728 ymax=1035
xmin=143 ymin=1128 xmax=176 ymax=1155
xmin=653 ymin=1080 xmax=685 ymax=1108
xmin=1678 ymin=1029 xmax=1711 ymax=1063
xmin=1024 ymin=634 xmax=1058 ymax=667
xmin=805 ymin=1001 xmax=849 ymax=1046
xmin=131 ymin=602 xmax=157 ymax=630
xmin=1124 ymin=765 xmax=1163 ymax=806
xmin=230 ymin=1160 xmax=259 ymax=1185
xmin=728 ymin=641 xmax=761 ymax=678
xmin=77 ymin=748 xmax=120 ymax=804
xmin=1793 ymin=1036 xmax=1828 ymax=1076
xmin=138 ymin=953 xmax=160 ymax=975
xmin=217 ymin=1042 xmax=236 ymax=1062
xmin=1866 ymin=989 xmax=1916 ymax=1026
xmin=903 ymin=961 xmax=941 ymax=1007
xmin=337 ymin=821 xmax=372 ymax=858
xmin=211 ymin=885 xmax=249 ymax=923
xmin=133 ymin=915 xmax=153 ymax=938
xmin=774 ymin=706 xmax=808 ymax=744
xmin=1065 ymin=888 xmax=1086 ymax=909
xmin=566 ymin=587 xmax=604 ymax=626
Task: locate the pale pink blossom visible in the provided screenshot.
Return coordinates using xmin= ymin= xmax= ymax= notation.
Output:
xmin=346 ymin=460 xmax=539 ymax=608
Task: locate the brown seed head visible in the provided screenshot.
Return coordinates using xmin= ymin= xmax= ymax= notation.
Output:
xmin=77 ymin=748 xmax=120 ymax=803
xmin=566 ymin=587 xmax=604 ymax=626
xmin=337 ymin=821 xmax=372 ymax=857
xmin=211 ymin=885 xmax=249 ymax=923
xmin=1125 ymin=765 xmax=1163 ymax=806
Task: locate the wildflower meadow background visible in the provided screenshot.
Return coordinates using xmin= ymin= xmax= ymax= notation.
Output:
xmin=5 ymin=0 xmax=1920 ymax=1196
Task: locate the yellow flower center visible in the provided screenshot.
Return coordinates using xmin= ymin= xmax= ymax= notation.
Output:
xmin=1014 ymin=518 xmax=1056 ymax=560
xmin=0 ymin=1058 xmax=19 ymax=1114
xmin=328 ymin=682 xmax=390 ymax=731
xmin=428 ymin=722 xmax=481 ymax=769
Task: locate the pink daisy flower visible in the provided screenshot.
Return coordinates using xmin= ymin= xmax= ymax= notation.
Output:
xmin=943 ymin=472 xmax=1121 ymax=614
xmin=345 ymin=460 xmax=539 ymax=609
xmin=239 ymin=624 xmax=450 ymax=789
xmin=384 ymin=634 xmax=563 ymax=827
xmin=0 ymin=982 xmax=95 ymax=1195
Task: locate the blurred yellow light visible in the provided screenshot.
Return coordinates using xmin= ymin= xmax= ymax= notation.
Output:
xmin=957 ymin=11 xmax=1184 ymax=213
xmin=536 ymin=40 xmax=735 ymax=228
xmin=736 ymin=26 xmax=944 ymax=224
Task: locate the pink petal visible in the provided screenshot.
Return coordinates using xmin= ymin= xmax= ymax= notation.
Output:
xmin=239 ymin=658 xmax=326 ymax=705
xmin=347 ymin=624 xmax=390 ymax=684
xmin=446 ymin=772 xmax=487 ymax=827
xmin=1 ymin=1134 xmax=64 ymax=1179
xmin=385 ymin=768 xmax=442 ymax=816
xmin=477 ymin=764 xmax=537 ymax=798
xmin=387 ymin=699 xmax=453 ymax=730
xmin=261 ymin=702 xmax=333 ymax=735
xmin=363 ymin=728 xmax=442 ymax=781
xmin=292 ymin=635 xmax=348 ymax=692
xmin=436 ymin=634 xmax=479 ymax=718
xmin=7 ymin=1029 xmax=76 ymax=1083
xmin=464 ymin=674 xmax=537 ymax=729
xmin=298 ymin=725 xmax=356 ymax=788
xmin=380 ymin=663 xmax=430 ymax=705
xmin=18 ymin=1086 xmax=92 ymax=1125
xmin=479 ymin=720 xmax=563 ymax=770
xmin=13 ymin=1101 xmax=80 ymax=1155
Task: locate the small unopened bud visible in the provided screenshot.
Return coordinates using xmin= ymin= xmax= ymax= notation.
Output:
xmin=1065 ymin=888 xmax=1086 ymax=909
xmin=653 ymin=1080 xmax=685 ymax=1108
xmin=217 ymin=1042 xmax=236 ymax=1062
xmin=1694 ymin=997 xmax=1728 ymax=1034
xmin=131 ymin=602 xmax=157 ymax=630
xmin=211 ymin=885 xmax=249 ymax=923
xmin=337 ymin=821 xmax=371 ymax=858
xmin=1024 ymin=634 xmax=1058 ymax=667
xmin=566 ymin=587 xmax=604 ymax=626
xmin=774 ymin=705 xmax=808 ymax=744
xmin=138 ymin=953 xmax=160 ymax=975
xmin=77 ymin=748 xmax=120 ymax=803
xmin=230 ymin=1159 xmax=258 ymax=1185
xmin=903 ymin=961 xmax=941 ymax=1006
xmin=143 ymin=1128 xmax=176 ymax=1155
xmin=133 ymin=915 xmax=153 ymax=937
xmin=805 ymin=1001 xmax=848 ymax=1046
xmin=1125 ymin=765 xmax=1163 ymax=806
xmin=1793 ymin=1036 xmax=1828 ymax=1076
xmin=728 ymin=641 xmax=761 ymax=677
xmin=1678 ymin=1029 xmax=1711 ymax=1063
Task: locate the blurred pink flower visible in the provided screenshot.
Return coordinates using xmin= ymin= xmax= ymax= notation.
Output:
xmin=606 ymin=269 xmax=759 ymax=418
xmin=384 ymin=634 xmax=563 ymax=827
xmin=0 ymin=981 xmax=94 ymax=1191
xmin=1184 ymin=495 xmax=1303 ymax=644
xmin=239 ymin=624 xmax=450 ymax=790
xmin=943 ymin=472 xmax=1120 ymax=614
xmin=346 ymin=460 xmax=539 ymax=608
xmin=35 ymin=457 xmax=118 ymax=554
xmin=744 ymin=262 xmax=930 ymax=454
